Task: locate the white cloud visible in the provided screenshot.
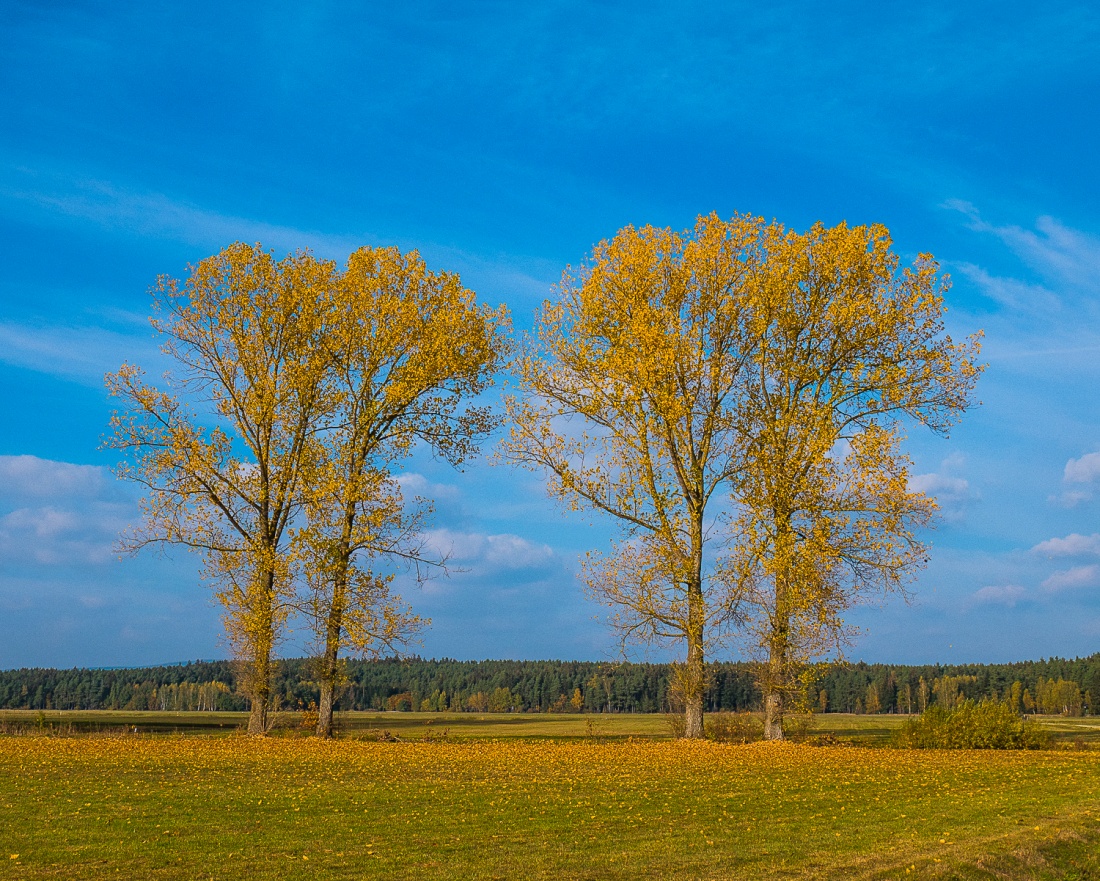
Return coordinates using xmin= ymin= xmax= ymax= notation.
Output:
xmin=1031 ymin=533 xmax=1100 ymax=557
xmin=969 ymin=584 xmax=1026 ymax=607
xmin=909 ymin=454 xmax=973 ymax=520
xmin=0 ymin=503 xmax=129 ymax=565
xmin=395 ymin=473 xmax=460 ymax=501
xmin=423 ymin=528 xmax=556 ymax=572
xmin=1055 ymin=490 xmax=1093 ymax=508
xmin=1052 ymin=452 xmax=1100 ymax=507
xmin=909 ymin=471 xmax=970 ymax=498
xmin=0 ymin=455 xmax=110 ymax=500
xmin=1041 ymin=565 xmax=1100 ymax=594
xmin=1064 ymin=451 xmax=1100 ymax=484
xmin=0 ymin=457 xmax=133 ymax=565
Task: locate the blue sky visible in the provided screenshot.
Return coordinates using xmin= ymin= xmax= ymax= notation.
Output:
xmin=2 ymin=1 xmax=1099 ymax=668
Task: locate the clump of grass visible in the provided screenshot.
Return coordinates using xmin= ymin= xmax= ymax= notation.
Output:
xmin=894 ymin=700 xmax=1050 ymax=749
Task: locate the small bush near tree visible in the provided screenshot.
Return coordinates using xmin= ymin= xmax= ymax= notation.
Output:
xmin=893 ymin=700 xmax=1050 ymax=749
xmin=705 ymin=712 xmax=764 ymax=743
xmin=782 ymin=713 xmax=817 ymax=741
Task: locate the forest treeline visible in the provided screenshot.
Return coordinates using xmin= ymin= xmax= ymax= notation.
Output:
xmin=2 ymin=655 xmax=1096 ymax=716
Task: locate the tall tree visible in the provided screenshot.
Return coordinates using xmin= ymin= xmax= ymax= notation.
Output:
xmin=300 ymin=246 xmax=509 ymax=737
xmin=726 ymin=221 xmax=983 ymax=739
xmin=106 ymin=243 xmax=334 ymax=734
xmin=504 ymin=215 xmax=767 ymax=739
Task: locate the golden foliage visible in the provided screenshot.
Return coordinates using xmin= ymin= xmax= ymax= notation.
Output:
xmin=106 ymin=243 xmax=509 ymax=736
xmin=505 ymin=214 xmax=982 ymax=740
xmin=726 ymin=221 xmax=982 ymax=737
xmin=505 ymin=215 xmax=770 ymax=738
xmin=295 ymin=246 xmax=509 ymax=735
xmin=106 ymin=244 xmax=337 ymax=734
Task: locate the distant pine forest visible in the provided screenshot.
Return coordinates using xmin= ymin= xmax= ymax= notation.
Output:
xmin=2 ymin=655 xmax=1097 ymax=717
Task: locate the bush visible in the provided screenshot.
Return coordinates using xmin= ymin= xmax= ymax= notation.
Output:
xmin=705 ymin=711 xmax=764 ymax=743
xmin=668 ymin=710 xmax=812 ymax=743
xmin=893 ymin=700 xmax=1050 ymax=750
xmin=782 ymin=713 xmax=816 ymax=742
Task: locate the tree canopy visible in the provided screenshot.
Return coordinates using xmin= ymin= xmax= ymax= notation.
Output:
xmin=506 ymin=214 xmax=982 ymax=738
xmin=106 ymin=243 xmax=508 ymax=735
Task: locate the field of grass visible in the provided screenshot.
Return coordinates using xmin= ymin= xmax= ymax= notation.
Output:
xmin=3 ymin=709 xmax=1098 ymax=745
xmin=2 ymin=731 xmax=1099 ymax=880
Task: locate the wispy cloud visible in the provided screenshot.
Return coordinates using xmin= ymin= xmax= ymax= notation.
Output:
xmin=1041 ymin=565 xmax=1100 ymax=594
xmin=3 ymin=173 xmax=368 ymax=259
xmin=909 ymin=454 xmax=974 ymax=521
xmin=0 ymin=320 xmax=162 ymax=387
xmin=969 ymin=584 xmax=1026 ymax=607
xmin=946 ymin=201 xmax=1100 ymax=297
xmin=955 ymin=262 xmax=1061 ymax=314
xmin=1031 ymin=532 xmax=1100 ymax=557
xmin=0 ymin=167 xmax=555 ymax=312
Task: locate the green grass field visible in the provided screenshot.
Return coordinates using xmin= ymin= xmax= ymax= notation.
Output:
xmin=3 ymin=709 xmax=1099 ymax=745
xmin=2 ymin=715 xmax=1100 ymax=879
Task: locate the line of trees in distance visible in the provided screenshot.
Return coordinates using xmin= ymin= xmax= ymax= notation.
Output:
xmin=103 ymin=213 xmax=983 ymax=739
xmin=2 ymin=655 xmax=1095 ymax=717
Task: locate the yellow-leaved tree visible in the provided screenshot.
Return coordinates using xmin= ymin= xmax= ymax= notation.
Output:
xmin=106 ymin=244 xmax=335 ymax=735
xmin=300 ymin=246 xmax=509 ymax=738
xmin=507 ymin=214 xmax=981 ymax=740
xmin=504 ymin=215 xmax=768 ymax=739
xmin=726 ymin=221 xmax=983 ymax=739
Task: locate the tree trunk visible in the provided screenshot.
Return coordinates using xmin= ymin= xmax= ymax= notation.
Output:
xmin=315 ymin=504 xmax=356 ymax=738
xmin=246 ymin=569 xmax=276 ymax=736
xmin=764 ymin=561 xmax=789 ymax=741
xmin=247 ymin=697 xmax=267 ymax=735
xmin=315 ymin=609 xmax=342 ymax=738
xmin=315 ymin=538 xmax=351 ymax=738
xmin=763 ymin=689 xmax=784 ymax=741
xmin=317 ymin=680 xmax=335 ymax=738
xmin=683 ymin=578 xmax=706 ymax=739
xmin=683 ymin=647 xmax=705 ymax=739
xmin=247 ymin=641 xmax=271 ymax=735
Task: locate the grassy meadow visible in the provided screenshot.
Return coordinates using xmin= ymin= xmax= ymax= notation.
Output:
xmin=2 ymin=714 xmax=1099 ymax=879
xmin=6 ymin=709 xmax=1100 ymax=744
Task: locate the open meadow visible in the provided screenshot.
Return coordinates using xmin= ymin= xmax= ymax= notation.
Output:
xmin=4 ymin=709 xmax=1100 ymax=745
xmin=2 ymin=715 xmax=1100 ymax=879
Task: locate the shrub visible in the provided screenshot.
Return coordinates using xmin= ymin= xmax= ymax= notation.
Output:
xmin=705 ymin=711 xmax=764 ymax=743
xmin=782 ymin=713 xmax=817 ymax=742
xmin=893 ymin=700 xmax=1050 ymax=749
